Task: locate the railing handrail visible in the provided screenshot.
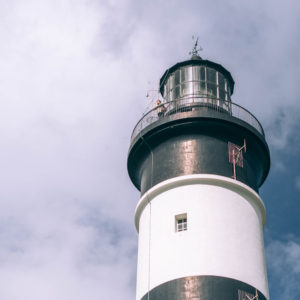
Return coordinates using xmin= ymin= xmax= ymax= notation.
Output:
xmin=131 ymin=97 xmax=264 ymax=142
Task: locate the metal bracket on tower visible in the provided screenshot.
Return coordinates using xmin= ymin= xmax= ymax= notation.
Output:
xmin=228 ymin=139 xmax=247 ymax=180
xmin=238 ymin=289 xmax=259 ymax=300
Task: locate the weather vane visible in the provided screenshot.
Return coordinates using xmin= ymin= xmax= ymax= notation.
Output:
xmin=189 ymin=36 xmax=203 ymax=58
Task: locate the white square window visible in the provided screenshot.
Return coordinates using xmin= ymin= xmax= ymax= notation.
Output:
xmin=175 ymin=213 xmax=187 ymax=232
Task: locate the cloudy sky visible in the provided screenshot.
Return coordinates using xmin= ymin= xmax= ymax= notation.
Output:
xmin=0 ymin=0 xmax=299 ymax=299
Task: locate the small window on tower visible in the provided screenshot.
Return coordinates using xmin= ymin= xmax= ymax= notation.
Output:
xmin=175 ymin=213 xmax=187 ymax=232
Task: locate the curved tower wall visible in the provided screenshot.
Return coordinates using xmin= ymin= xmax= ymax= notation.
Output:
xmin=127 ymin=56 xmax=271 ymax=300
xmin=135 ymin=175 xmax=269 ymax=300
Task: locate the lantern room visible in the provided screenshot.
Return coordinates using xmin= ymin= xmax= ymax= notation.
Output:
xmin=159 ymin=55 xmax=235 ymax=111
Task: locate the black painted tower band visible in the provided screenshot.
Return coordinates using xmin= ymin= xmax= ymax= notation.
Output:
xmin=141 ymin=276 xmax=267 ymax=300
xmin=128 ymin=105 xmax=270 ymax=195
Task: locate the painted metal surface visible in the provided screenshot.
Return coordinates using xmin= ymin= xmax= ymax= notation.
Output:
xmin=141 ymin=275 xmax=267 ymax=300
xmin=135 ymin=175 xmax=269 ymax=300
xmin=128 ymin=107 xmax=270 ymax=195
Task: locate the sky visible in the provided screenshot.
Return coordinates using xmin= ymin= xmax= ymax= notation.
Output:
xmin=0 ymin=0 xmax=299 ymax=299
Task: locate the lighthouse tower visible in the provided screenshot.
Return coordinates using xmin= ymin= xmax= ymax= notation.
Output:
xmin=127 ymin=47 xmax=270 ymax=300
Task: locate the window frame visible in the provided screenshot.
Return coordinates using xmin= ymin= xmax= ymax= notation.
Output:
xmin=175 ymin=213 xmax=187 ymax=232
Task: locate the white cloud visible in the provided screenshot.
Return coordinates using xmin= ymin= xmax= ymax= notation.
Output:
xmin=265 ymin=107 xmax=300 ymax=151
xmin=0 ymin=0 xmax=299 ymax=299
xmin=266 ymin=238 xmax=300 ymax=299
xmin=0 ymin=1 xmax=138 ymax=298
xmin=0 ymin=198 xmax=137 ymax=299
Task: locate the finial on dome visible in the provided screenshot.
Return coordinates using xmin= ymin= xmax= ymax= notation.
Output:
xmin=189 ymin=36 xmax=203 ymax=60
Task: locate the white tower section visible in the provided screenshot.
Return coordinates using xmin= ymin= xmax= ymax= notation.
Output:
xmin=135 ymin=175 xmax=269 ymax=300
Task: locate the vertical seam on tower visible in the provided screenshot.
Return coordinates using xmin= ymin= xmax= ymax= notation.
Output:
xmin=147 ymin=201 xmax=152 ymax=300
xmin=140 ymin=135 xmax=154 ymax=299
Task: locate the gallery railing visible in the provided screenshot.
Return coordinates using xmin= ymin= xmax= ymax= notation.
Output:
xmin=131 ymin=97 xmax=264 ymax=142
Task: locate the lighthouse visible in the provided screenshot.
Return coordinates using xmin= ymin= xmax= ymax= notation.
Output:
xmin=127 ymin=45 xmax=270 ymax=300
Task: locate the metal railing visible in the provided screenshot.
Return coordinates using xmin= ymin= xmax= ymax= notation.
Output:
xmin=131 ymin=96 xmax=264 ymax=142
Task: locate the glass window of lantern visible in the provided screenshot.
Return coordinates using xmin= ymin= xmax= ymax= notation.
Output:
xmin=193 ymin=82 xmax=201 ymax=95
xmin=166 ymin=78 xmax=170 ymax=93
xmin=168 ymin=88 xmax=174 ymax=101
xmin=192 ymin=66 xmax=206 ymax=81
xmin=219 ymin=88 xmax=226 ymax=101
xmin=169 ymin=74 xmax=174 ymax=91
xmin=207 ymin=82 xmax=217 ymax=97
xmin=164 ymin=84 xmax=167 ymax=99
xmin=192 ymin=66 xmax=201 ymax=81
xmin=164 ymin=80 xmax=169 ymax=101
xmin=200 ymin=81 xmax=206 ymax=94
xmin=165 ymin=89 xmax=170 ymax=102
xmin=174 ymin=70 xmax=180 ymax=86
xmin=200 ymin=66 xmax=206 ymax=81
xmin=174 ymin=86 xmax=180 ymax=99
xmin=226 ymin=82 xmax=230 ymax=94
xmin=207 ymin=68 xmax=216 ymax=83
xmin=218 ymin=73 xmax=226 ymax=91
xmin=181 ymin=82 xmax=193 ymax=96
xmin=194 ymin=81 xmax=206 ymax=95
xmin=225 ymin=91 xmax=229 ymax=101
xmin=181 ymin=67 xmax=192 ymax=83
xmin=164 ymin=93 xmax=168 ymax=102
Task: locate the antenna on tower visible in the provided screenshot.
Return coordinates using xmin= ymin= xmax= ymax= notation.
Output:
xmin=189 ymin=35 xmax=203 ymax=58
xmin=245 ymin=289 xmax=259 ymax=300
xmin=228 ymin=139 xmax=247 ymax=180
xmin=145 ymin=81 xmax=161 ymax=113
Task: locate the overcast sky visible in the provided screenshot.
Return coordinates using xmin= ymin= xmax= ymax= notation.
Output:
xmin=0 ymin=0 xmax=299 ymax=299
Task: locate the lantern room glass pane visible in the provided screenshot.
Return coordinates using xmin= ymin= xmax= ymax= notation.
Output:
xmin=226 ymin=82 xmax=230 ymax=94
xmin=174 ymin=70 xmax=180 ymax=86
xmin=162 ymin=65 xmax=232 ymax=103
xmin=174 ymin=86 xmax=180 ymax=99
xmin=207 ymin=82 xmax=217 ymax=97
xmin=201 ymin=81 xmax=206 ymax=94
xmin=225 ymin=92 xmax=229 ymax=101
xmin=207 ymin=68 xmax=216 ymax=83
xmin=165 ymin=92 xmax=170 ymax=102
xmin=192 ymin=66 xmax=201 ymax=81
xmin=169 ymin=89 xmax=174 ymax=101
xmin=219 ymin=88 xmax=226 ymax=100
xmin=194 ymin=81 xmax=206 ymax=95
xmin=181 ymin=82 xmax=193 ymax=96
xmin=193 ymin=82 xmax=200 ymax=94
xmin=181 ymin=67 xmax=192 ymax=82
xmin=169 ymin=74 xmax=174 ymax=90
xmin=166 ymin=79 xmax=170 ymax=93
xmin=200 ymin=66 xmax=205 ymax=81
xmin=218 ymin=73 xmax=225 ymax=90
xmin=192 ymin=66 xmax=206 ymax=81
